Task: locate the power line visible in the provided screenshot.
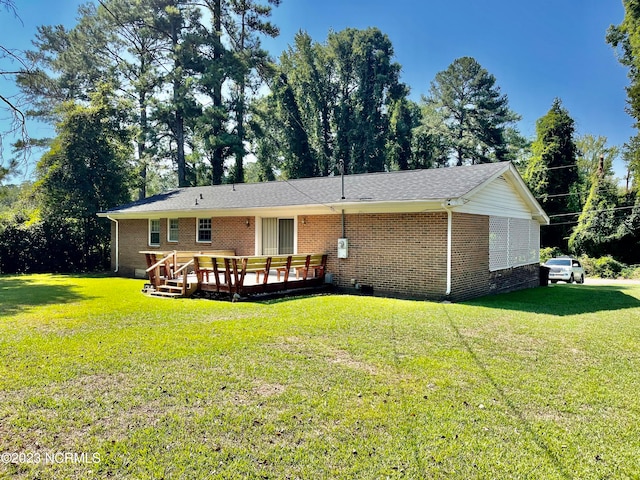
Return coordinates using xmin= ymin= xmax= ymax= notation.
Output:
xmin=538 ymin=191 xmax=587 ymax=199
xmin=549 ymin=220 xmax=581 ymax=226
xmin=548 ymin=204 xmax=638 ymax=219
xmin=546 ymin=164 xmax=578 ymax=171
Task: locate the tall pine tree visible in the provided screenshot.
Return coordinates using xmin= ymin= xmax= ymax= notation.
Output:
xmin=523 ymin=99 xmax=579 ymax=250
xmin=427 ymin=56 xmax=521 ymax=166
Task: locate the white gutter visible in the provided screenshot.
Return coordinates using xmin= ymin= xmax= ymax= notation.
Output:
xmin=106 ymin=215 xmax=119 ymax=273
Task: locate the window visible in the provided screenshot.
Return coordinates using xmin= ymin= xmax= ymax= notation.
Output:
xmin=489 ymin=217 xmax=539 ymax=271
xmin=149 ymin=219 xmax=160 ymax=246
xmin=168 ymin=218 xmax=179 ymax=242
xmin=197 ymin=218 xmax=212 ymax=243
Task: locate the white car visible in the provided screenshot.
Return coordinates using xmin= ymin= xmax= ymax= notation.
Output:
xmin=543 ymin=257 xmax=585 ymax=284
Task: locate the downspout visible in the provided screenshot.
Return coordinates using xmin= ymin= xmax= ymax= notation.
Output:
xmin=443 ymin=205 xmax=453 ymax=297
xmin=106 ymin=216 xmax=119 ymax=273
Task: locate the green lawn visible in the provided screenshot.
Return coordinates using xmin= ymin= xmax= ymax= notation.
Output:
xmin=1 ymin=274 xmax=639 ymax=479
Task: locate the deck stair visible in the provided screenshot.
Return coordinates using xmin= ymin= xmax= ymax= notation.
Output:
xmin=141 ymin=250 xmax=236 ymax=299
xmin=146 ymin=278 xmax=198 ymax=298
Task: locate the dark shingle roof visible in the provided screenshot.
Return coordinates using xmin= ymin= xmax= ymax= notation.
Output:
xmin=102 ymin=162 xmax=510 ymax=215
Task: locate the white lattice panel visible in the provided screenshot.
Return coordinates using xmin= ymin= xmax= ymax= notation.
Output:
xmin=510 ymin=218 xmax=532 ymax=267
xmin=489 ymin=217 xmax=540 ymax=272
xmin=489 ymin=216 xmax=509 ymax=271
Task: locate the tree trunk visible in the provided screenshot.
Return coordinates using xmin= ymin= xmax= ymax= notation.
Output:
xmin=211 ymin=0 xmax=224 ymax=185
xmin=137 ymin=92 xmax=147 ymax=199
xmin=171 ymin=13 xmax=188 ymax=187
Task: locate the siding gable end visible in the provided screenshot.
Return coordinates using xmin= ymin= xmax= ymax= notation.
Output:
xmin=456 ymin=175 xmax=533 ymax=220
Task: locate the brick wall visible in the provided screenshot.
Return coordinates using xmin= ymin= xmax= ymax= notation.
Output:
xmin=113 ymin=217 xmax=254 ymax=276
xmin=298 ymin=212 xmax=450 ymax=299
xmin=298 ymin=212 xmax=537 ymax=301
xmin=213 ymin=217 xmax=255 ymax=255
xmin=112 ymin=212 xmax=539 ymax=300
xmin=489 ymin=264 xmax=540 ymax=295
xmin=450 ymin=213 xmax=491 ymax=301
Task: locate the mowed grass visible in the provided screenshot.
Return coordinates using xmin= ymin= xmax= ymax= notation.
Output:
xmin=1 ymin=275 xmax=639 ymax=479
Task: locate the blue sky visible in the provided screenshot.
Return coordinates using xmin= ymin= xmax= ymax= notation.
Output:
xmin=0 ymin=0 xmax=633 ymax=177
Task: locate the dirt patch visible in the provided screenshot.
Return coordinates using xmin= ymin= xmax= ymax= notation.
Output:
xmin=328 ymin=349 xmax=380 ymax=375
xmin=253 ymin=382 xmax=286 ymax=397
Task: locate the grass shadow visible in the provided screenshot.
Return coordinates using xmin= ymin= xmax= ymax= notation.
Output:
xmin=0 ymin=275 xmax=89 ymax=317
xmin=467 ymin=284 xmax=640 ymax=316
xmin=443 ymin=307 xmax=573 ymax=479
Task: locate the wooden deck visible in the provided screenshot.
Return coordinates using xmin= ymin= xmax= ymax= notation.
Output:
xmin=140 ymin=251 xmax=329 ymax=300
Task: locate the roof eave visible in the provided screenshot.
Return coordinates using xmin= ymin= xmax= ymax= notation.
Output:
xmin=97 ymin=199 xmax=453 ymax=219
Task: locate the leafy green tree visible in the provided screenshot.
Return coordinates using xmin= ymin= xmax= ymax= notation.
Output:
xmin=608 ymin=1 xmax=640 ymax=128
xmin=387 ymin=97 xmax=415 ymax=170
xmin=223 ymin=0 xmax=281 ymax=184
xmin=616 ymin=138 xmax=640 ymax=263
xmin=17 ymin=3 xmax=113 ymax=120
xmin=330 ymin=28 xmax=405 ymax=174
xmin=94 ymin=0 xmax=166 ymax=198
xmin=18 ymin=0 xmax=205 ymax=190
xmin=569 ymin=156 xmax=620 ymax=257
xmin=35 ymin=84 xmax=133 ymax=270
xmin=281 ymin=31 xmax=335 ymax=176
xmin=194 ymin=0 xmax=233 ymax=185
xmin=256 ymin=27 xmax=408 ymax=178
xmin=16 ymin=1 xmax=161 ymax=195
xmin=622 ymin=135 xmax=640 ymax=194
xmin=427 ymin=56 xmax=520 ymax=166
xmin=616 ymin=195 xmax=640 ymax=263
xmin=150 ymin=0 xmax=203 ymax=187
xmin=411 ymin=102 xmax=451 ymax=169
xmin=271 ymin=31 xmax=335 ymax=176
xmin=523 ymin=99 xmax=579 ymax=249
xmin=502 ymin=127 xmax=531 ymax=167
xmin=270 ymin=71 xmax=316 ymax=178
xmin=576 ymin=134 xmax=619 ymax=189
xmin=607 ymin=1 xmax=640 ymax=260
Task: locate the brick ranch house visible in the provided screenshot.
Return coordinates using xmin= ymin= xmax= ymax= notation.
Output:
xmin=98 ymin=161 xmax=549 ymax=301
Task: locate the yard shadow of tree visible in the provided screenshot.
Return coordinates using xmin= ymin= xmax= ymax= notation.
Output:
xmin=466 ymin=284 xmax=640 ymax=316
xmin=0 ymin=276 xmax=88 ymax=317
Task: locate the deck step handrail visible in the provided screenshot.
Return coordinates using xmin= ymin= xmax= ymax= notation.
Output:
xmin=146 ymin=251 xmax=176 ymax=273
xmin=173 ymin=258 xmax=194 ymax=276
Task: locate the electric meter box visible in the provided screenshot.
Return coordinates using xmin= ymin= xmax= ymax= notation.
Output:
xmin=337 ymin=238 xmax=348 ymax=258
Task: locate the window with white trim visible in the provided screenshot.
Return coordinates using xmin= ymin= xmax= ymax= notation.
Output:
xmin=489 ymin=217 xmax=539 ymax=271
xmin=149 ymin=219 xmax=161 ymax=246
xmin=197 ymin=218 xmax=212 ymax=243
xmin=168 ymin=218 xmax=179 ymax=242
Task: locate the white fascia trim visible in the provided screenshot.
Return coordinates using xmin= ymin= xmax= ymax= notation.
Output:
xmin=97 ymin=200 xmax=450 ymax=220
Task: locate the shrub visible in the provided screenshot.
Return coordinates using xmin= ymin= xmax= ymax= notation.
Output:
xmin=591 ymin=256 xmax=625 ymax=279
xmin=540 ymin=247 xmax=564 ymax=264
xmin=0 ymin=220 xmax=109 ymax=274
xmin=578 ymin=255 xmax=596 ymax=277
xmin=621 ymin=265 xmax=640 ymax=280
